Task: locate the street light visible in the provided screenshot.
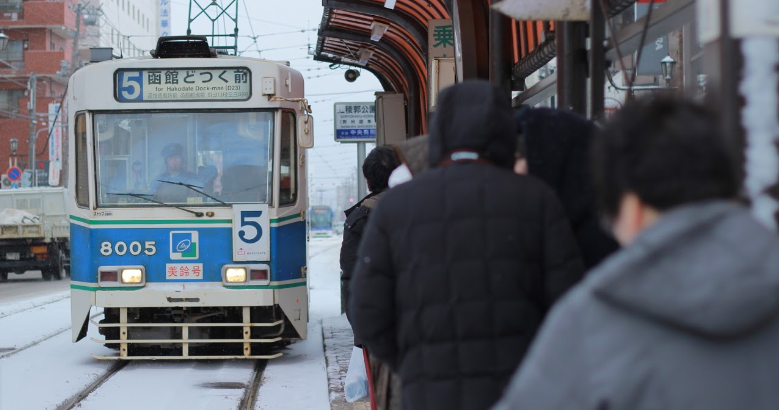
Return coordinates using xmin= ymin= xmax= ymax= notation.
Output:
xmin=0 ymin=32 xmax=8 ymax=51
xmin=661 ymin=55 xmax=676 ymax=87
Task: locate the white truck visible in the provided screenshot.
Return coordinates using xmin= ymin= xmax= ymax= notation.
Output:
xmin=0 ymin=187 xmax=70 ymax=282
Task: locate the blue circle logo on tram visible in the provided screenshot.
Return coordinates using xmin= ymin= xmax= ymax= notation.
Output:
xmin=170 ymin=231 xmax=199 ymax=259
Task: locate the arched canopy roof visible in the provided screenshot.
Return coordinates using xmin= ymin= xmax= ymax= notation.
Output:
xmin=314 ymin=0 xmax=450 ymax=137
xmin=314 ymin=0 xmax=557 ymax=136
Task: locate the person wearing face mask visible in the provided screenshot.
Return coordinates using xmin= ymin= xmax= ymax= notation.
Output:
xmin=493 ymin=98 xmax=779 ymax=410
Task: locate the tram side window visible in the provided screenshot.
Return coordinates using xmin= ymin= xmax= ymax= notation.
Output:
xmin=75 ymin=113 xmax=89 ymax=207
xmin=279 ymin=112 xmax=297 ymax=206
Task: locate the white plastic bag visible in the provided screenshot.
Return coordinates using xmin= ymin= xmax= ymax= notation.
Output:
xmin=344 ymin=346 xmax=369 ymax=402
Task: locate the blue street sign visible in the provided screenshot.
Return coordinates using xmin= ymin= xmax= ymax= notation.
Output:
xmin=7 ymin=167 xmax=22 ymax=182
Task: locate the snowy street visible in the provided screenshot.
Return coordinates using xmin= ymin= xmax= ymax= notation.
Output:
xmin=0 ymin=236 xmax=353 ymax=410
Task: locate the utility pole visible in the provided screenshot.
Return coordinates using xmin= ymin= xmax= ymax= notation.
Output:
xmin=357 ymin=142 xmax=367 ymax=200
xmin=70 ymin=3 xmax=83 ymax=75
xmin=27 ymin=72 xmax=37 ymax=183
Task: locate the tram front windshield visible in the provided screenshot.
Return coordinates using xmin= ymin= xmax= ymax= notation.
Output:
xmin=95 ymin=111 xmax=272 ymax=207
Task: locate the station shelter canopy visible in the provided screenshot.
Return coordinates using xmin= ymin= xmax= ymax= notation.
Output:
xmin=315 ymin=0 xmax=555 ymax=137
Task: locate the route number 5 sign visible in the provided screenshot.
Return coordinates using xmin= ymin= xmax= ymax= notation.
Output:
xmin=233 ymin=204 xmax=270 ymax=261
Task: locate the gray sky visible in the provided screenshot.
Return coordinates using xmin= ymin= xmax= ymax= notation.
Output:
xmin=170 ymin=0 xmax=381 ymax=207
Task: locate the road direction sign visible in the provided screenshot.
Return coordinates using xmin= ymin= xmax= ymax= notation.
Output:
xmin=7 ymin=167 xmax=22 ymax=182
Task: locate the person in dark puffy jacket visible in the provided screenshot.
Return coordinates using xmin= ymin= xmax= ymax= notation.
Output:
xmin=493 ymin=98 xmax=779 ymax=410
xmin=348 ymin=80 xmax=585 ymax=410
xmin=514 ymin=107 xmax=619 ymax=269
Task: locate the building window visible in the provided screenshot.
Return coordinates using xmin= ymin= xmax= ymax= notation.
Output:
xmin=0 ymin=89 xmax=23 ymax=112
xmin=0 ymin=40 xmax=24 ymax=70
xmin=122 ymin=0 xmax=125 ymax=12
xmin=0 ymin=0 xmax=23 ymax=13
xmin=279 ymin=112 xmax=297 ymax=206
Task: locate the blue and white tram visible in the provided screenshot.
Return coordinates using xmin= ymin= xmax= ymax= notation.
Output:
xmin=68 ymin=37 xmax=314 ymax=359
xmin=309 ymin=205 xmax=335 ymax=237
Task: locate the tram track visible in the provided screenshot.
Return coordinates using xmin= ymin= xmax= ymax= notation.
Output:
xmin=237 ymin=360 xmax=268 ymax=410
xmin=52 ymin=358 xmax=268 ymax=410
xmin=55 ymin=361 xmax=130 ymax=410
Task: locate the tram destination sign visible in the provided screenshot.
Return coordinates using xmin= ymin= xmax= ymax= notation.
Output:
xmin=115 ymin=67 xmax=252 ymax=102
xmin=334 ymin=102 xmax=376 ymax=143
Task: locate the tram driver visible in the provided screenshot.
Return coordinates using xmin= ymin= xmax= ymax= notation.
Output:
xmin=150 ymin=143 xmax=203 ymax=203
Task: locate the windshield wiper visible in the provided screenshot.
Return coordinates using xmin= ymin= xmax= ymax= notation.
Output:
xmin=157 ymin=180 xmax=229 ymax=206
xmin=108 ymin=192 xmax=204 ymax=217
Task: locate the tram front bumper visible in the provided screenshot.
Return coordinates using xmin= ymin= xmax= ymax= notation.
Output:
xmin=91 ymin=283 xmax=276 ymax=308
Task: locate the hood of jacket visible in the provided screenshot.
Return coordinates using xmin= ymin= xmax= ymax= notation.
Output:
xmin=592 ymin=200 xmax=779 ymax=339
xmin=394 ymin=135 xmax=429 ymax=176
xmin=428 ymin=80 xmax=516 ymax=169
xmin=515 ymin=107 xmax=595 ymax=227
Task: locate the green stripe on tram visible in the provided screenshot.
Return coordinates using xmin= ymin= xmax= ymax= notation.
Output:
xmin=271 ymin=213 xmax=301 ymax=224
xmin=70 ymin=213 xmax=301 ymax=225
xmin=71 ymin=284 xmax=143 ymax=291
xmin=70 ymin=216 xmax=231 ymax=225
xmin=224 ymin=282 xmax=307 ymax=290
xmin=72 ymin=282 xmax=306 ymax=291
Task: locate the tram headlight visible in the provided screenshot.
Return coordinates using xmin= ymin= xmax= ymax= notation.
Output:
xmin=121 ymin=268 xmax=144 ymax=284
xmin=225 ymin=267 xmax=247 ymax=283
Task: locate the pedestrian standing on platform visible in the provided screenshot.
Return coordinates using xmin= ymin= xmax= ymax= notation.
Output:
xmin=348 ymin=80 xmax=585 ymax=410
xmin=340 ymin=146 xmax=399 ymax=322
xmin=514 ymin=107 xmax=619 ymax=269
xmin=493 ymin=98 xmax=779 ymax=410
xmin=340 ymin=146 xmax=400 ymax=410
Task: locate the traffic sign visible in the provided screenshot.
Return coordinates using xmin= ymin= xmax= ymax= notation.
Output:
xmin=7 ymin=167 xmax=22 ymax=182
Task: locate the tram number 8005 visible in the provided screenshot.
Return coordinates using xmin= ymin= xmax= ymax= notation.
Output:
xmin=100 ymin=241 xmax=157 ymax=257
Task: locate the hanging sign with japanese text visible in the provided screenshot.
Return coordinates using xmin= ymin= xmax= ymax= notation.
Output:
xmin=47 ymin=103 xmax=62 ymax=186
xmin=428 ymin=19 xmax=454 ymax=60
xmin=115 ymin=68 xmax=252 ymax=102
xmin=334 ymin=102 xmax=376 ymax=142
xmin=159 ymin=0 xmax=171 ymax=37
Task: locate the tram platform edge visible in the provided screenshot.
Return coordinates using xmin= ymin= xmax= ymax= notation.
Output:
xmin=323 ymin=314 xmax=371 ymax=410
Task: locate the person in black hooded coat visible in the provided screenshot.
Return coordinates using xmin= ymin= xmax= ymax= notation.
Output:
xmin=514 ymin=107 xmax=620 ymax=269
xmin=348 ymin=80 xmax=585 ymax=410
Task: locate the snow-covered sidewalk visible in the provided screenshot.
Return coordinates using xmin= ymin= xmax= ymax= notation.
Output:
xmin=322 ymin=314 xmax=371 ymax=410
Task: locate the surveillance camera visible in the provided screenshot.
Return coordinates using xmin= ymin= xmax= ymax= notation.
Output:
xmin=344 ymin=69 xmax=360 ymax=83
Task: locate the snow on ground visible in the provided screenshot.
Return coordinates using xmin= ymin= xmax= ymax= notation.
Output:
xmin=0 ymin=235 xmax=351 ymax=410
xmin=0 ymin=298 xmax=71 ymax=356
xmin=0 ymin=280 xmax=69 ymax=319
xmin=0 ymin=323 xmax=116 ymax=410
xmin=254 ymin=235 xmax=344 ymax=410
xmin=78 ymin=360 xmax=256 ymax=410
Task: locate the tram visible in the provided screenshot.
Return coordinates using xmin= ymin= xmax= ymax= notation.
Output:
xmin=309 ymin=205 xmax=335 ymax=237
xmin=68 ymin=37 xmax=313 ymax=359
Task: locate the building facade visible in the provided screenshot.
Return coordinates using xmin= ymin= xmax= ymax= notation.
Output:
xmin=0 ymin=0 xmax=161 ymax=187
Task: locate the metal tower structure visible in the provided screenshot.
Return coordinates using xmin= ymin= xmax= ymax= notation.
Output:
xmin=186 ymin=0 xmax=239 ymax=55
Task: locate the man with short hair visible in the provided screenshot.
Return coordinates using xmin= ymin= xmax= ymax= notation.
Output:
xmin=151 ymin=143 xmax=201 ymax=202
xmin=340 ymin=145 xmax=400 ymax=410
xmin=493 ymin=98 xmax=779 ymax=410
xmin=340 ymin=145 xmax=400 ymax=320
